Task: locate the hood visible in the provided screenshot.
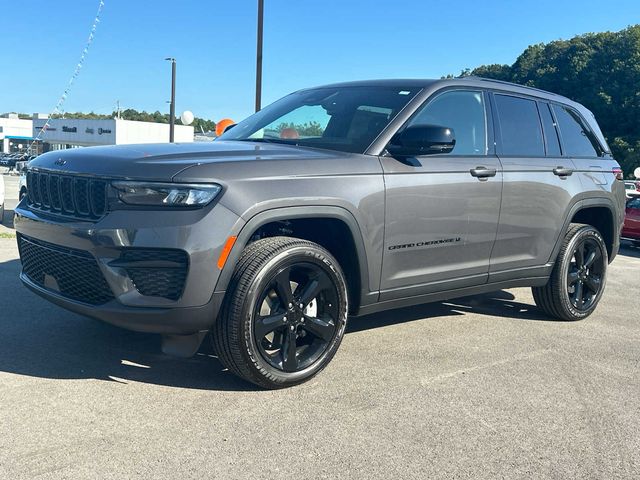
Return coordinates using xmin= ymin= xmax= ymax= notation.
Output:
xmin=28 ymin=141 xmax=335 ymax=180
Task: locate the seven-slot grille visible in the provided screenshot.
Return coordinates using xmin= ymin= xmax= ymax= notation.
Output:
xmin=18 ymin=234 xmax=115 ymax=305
xmin=27 ymin=170 xmax=108 ymax=219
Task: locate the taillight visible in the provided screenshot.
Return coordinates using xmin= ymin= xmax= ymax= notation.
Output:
xmin=612 ymin=167 xmax=624 ymax=181
xmin=635 ymin=181 xmax=640 ymax=191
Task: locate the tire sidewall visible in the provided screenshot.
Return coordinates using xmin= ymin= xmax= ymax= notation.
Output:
xmin=556 ymin=227 xmax=608 ymax=319
xmin=238 ymin=244 xmax=348 ymax=386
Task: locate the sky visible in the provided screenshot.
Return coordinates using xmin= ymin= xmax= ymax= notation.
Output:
xmin=1 ymin=0 xmax=639 ymax=123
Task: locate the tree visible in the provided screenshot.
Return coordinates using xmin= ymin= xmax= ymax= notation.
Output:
xmin=47 ymin=108 xmax=217 ymax=133
xmin=276 ymin=121 xmax=324 ymax=137
xmin=459 ymin=25 xmax=640 ymax=177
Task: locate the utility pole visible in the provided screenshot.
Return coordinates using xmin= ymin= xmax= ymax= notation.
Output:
xmin=165 ymin=57 xmax=176 ymax=142
xmin=255 ymin=0 xmax=264 ymax=112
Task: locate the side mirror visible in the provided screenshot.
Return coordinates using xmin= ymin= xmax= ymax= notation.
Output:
xmin=388 ymin=125 xmax=456 ymax=156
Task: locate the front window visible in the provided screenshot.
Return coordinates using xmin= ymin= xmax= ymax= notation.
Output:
xmin=406 ymin=90 xmax=487 ymax=155
xmin=219 ymin=86 xmax=421 ymax=154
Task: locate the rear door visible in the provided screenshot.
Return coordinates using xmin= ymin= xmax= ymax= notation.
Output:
xmin=489 ymin=94 xmax=583 ymax=278
xmin=379 ymin=89 xmax=502 ymax=300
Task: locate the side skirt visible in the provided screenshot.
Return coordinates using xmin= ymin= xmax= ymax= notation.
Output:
xmin=354 ymin=276 xmax=549 ymax=317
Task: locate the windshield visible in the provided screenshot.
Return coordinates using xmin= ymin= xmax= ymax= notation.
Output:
xmin=219 ymin=86 xmax=421 ymax=154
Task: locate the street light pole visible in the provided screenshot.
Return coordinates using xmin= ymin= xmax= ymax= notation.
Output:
xmin=165 ymin=57 xmax=176 ymax=142
xmin=255 ymin=0 xmax=264 ymax=112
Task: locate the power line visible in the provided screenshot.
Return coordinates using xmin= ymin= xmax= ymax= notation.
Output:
xmin=28 ymin=0 xmax=105 ymax=154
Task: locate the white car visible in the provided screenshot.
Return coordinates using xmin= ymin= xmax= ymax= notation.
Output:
xmin=0 ymin=173 xmax=5 ymax=224
xmin=625 ymin=180 xmax=640 ymax=198
xmin=18 ymin=173 xmax=27 ymax=201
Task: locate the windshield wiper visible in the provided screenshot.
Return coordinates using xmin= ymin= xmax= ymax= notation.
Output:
xmin=234 ymin=138 xmax=290 ymax=145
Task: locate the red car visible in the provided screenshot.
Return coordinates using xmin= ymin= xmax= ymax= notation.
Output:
xmin=622 ymin=197 xmax=640 ymax=244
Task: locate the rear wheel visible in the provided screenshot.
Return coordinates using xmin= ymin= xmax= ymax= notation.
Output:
xmin=0 ymin=203 xmax=4 ymax=224
xmin=533 ymin=224 xmax=608 ymax=321
xmin=213 ymin=237 xmax=348 ymax=389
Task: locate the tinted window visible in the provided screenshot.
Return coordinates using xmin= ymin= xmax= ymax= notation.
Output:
xmin=219 ymin=86 xmax=421 ymax=154
xmin=409 ymin=90 xmax=487 ymax=155
xmin=539 ymin=102 xmax=562 ymax=156
xmin=494 ymin=94 xmax=544 ymax=156
xmin=552 ymin=105 xmax=602 ymax=157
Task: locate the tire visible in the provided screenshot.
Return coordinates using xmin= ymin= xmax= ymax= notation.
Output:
xmin=0 ymin=203 xmax=4 ymax=225
xmin=213 ymin=236 xmax=349 ymax=389
xmin=532 ymin=223 xmax=608 ymax=321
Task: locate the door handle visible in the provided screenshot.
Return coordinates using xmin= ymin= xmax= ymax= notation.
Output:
xmin=553 ymin=166 xmax=574 ymax=177
xmin=470 ymin=166 xmax=497 ymax=178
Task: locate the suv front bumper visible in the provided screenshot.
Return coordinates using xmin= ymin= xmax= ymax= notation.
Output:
xmin=14 ymin=201 xmax=242 ymax=334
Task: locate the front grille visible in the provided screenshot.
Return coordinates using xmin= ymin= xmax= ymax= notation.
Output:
xmin=27 ymin=170 xmax=108 ymax=220
xmin=18 ymin=234 xmax=115 ymax=305
xmin=114 ymin=249 xmax=189 ymax=301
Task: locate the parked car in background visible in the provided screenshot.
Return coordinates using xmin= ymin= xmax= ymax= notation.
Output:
xmin=0 ymin=174 xmax=5 ymax=224
xmin=622 ymin=197 xmax=640 ymax=245
xmin=0 ymin=153 xmax=35 ymax=172
xmin=18 ymin=173 xmax=27 ymax=201
xmin=625 ymin=180 xmax=640 ymax=198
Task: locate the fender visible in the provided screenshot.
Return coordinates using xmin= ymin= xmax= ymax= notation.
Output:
xmin=548 ymin=195 xmax=619 ymax=265
xmin=213 ymin=205 xmax=378 ymax=308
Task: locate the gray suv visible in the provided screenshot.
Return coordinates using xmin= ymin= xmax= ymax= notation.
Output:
xmin=15 ymin=78 xmax=626 ymax=388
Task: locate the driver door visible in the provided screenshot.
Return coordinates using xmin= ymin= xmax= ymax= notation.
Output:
xmin=379 ymin=89 xmax=502 ymax=300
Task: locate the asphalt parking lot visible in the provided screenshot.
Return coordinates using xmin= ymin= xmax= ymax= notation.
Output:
xmin=1 ymin=170 xmax=639 ymax=479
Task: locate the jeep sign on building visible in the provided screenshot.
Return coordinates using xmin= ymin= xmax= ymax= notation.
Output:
xmin=32 ymin=118 xmax=194 ymax=151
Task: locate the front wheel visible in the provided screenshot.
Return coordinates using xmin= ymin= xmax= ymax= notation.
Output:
xmin=213 ymin=237 xmax=348 ymax=389
xmin=533 ymin=224 xmax=608 ymax=321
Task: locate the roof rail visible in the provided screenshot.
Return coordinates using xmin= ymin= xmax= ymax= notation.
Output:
xmin=460 ymin=76 xmax=561 ymax=98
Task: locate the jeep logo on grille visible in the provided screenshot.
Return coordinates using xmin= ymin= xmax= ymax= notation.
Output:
xmin=54 ymin=158 xmax=67 ymax=166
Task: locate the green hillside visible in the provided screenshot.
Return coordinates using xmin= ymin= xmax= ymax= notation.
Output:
xmin=458 ymin=25 xmax=640 ymax=177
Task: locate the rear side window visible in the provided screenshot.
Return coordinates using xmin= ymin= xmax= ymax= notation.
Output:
xmin=552 ymin=105 xmax=602 ymax=157
xmin=538 ymin=102 xmax=562 ymax=156
xmin=494 ymin=94 xmax=544 ymax=156
xmin=409 ymin=90 xmax=487 ymax=155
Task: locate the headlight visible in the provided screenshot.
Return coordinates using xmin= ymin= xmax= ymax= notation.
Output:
xmin=112 ymin=181 xmax=221 ymax=207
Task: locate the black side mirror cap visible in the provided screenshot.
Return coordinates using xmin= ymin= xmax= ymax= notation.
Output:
xmin=388 ymin=125 xmax=456 ymax=156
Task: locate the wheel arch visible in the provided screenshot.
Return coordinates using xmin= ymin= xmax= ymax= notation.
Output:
xmin=550 ymin=198 xmax=619 ymax=264
xmin=214 ymin=206 xmax=374 ymax=314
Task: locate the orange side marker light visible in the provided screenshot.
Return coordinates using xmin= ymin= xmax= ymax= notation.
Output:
xmin=217 ymin=236 xmax=237 ymax=269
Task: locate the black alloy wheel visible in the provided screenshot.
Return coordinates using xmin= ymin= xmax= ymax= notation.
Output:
xmin=254 ymin=263 xmax=340 ymax=372
xmin=566 ymin=236 xmax=605 ymax=311
xmin=532 ymin=223 xmax=608 ymax=321
xmin=213 ymin=237 xmax=348 ymax=389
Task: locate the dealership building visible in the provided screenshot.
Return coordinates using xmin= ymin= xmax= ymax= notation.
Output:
xmin=32 ymin=118 xmax=194 ymax=151
xmin=0 ymin=114 xmax=34 ymax=154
